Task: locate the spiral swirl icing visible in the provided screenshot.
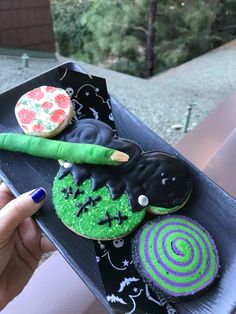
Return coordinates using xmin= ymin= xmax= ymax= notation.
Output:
xmin=133 ymin=216 xmax=220 ymax=298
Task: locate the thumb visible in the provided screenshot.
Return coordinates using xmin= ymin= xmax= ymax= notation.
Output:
xmin=0 ymin=188 xmax=47 ymax=240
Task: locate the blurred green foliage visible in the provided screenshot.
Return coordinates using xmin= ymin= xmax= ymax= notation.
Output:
xmin=51 ymin=0 xmax=236 ymax=77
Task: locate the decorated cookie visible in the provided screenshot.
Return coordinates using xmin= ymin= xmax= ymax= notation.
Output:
xmin=53 ymin=174 xmax=145 ymax=240
xmin=15 ymin=86 xmax=74 ymax=138
xmin=1 ymin=114 xmax=192 ymax=240
xmin=50 ymin=119 xmax=192 ymax=240
xmin=132 ymin=215 xmax=220 ymax=301
xmin=57 ymin=119 xmax=192 ymax=213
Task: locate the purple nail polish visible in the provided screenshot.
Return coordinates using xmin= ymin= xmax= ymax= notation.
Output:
xmin=31 ymin=188 xmax=46 ymax=203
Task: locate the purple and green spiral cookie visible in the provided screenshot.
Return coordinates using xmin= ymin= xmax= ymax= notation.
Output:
xmin=132 ymin=215 xmax=220 ymax=301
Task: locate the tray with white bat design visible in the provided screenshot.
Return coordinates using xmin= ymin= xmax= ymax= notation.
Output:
xmin=0 ymin=62 xmax=235 ymax=314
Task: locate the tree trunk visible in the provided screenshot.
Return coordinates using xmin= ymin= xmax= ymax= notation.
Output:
xmin=144 ymin=0 xmax=157 ymax=78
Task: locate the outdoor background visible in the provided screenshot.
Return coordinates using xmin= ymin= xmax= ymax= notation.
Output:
xmin=51 ymin=0 xmax=236 ymax=77
xmin=1 ymin=0 xmax=236 ymax=145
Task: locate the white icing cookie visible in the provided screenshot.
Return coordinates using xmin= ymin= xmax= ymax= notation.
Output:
xmin=15 ymin=86 xmax=74 ymax=138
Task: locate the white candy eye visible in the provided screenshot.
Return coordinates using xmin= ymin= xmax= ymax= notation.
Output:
xmin=138 ymin=195 xmax=149 ymax=207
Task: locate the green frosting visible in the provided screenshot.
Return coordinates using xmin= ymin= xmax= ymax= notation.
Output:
xmin=0 ymin=133 xmax=122 ymax=166
xmin=149 ymin=190 xmax=191 ymax=214
xmin=149 ymin=205 xmax=180 ymax=215
xmin=52 ymin=173 xmax=146 ymax=240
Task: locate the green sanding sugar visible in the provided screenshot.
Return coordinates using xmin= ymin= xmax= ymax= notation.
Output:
xmin=52 ymin=172 xmax=146 ymax=240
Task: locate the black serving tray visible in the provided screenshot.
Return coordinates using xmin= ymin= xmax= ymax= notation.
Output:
xmin=0 ymin=62 xmax=236 ymax=314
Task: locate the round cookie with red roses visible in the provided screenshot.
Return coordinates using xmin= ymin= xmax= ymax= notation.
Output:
xmin=15 ymin=86 xmax=74 ymax=138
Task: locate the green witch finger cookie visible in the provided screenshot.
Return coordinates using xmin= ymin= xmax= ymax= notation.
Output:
xmin=0 ymin=133 xmax=128 ymax=166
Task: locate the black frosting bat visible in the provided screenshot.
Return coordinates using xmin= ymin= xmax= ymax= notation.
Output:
xmin=57 ymin=119 xmax=192 ymax=212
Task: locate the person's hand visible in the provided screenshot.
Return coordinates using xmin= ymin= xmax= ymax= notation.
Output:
xmin=0 ymin=183 xmax=55 ymax=310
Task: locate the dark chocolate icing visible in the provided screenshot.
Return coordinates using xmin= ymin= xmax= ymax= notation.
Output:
xmin=98 ymin=211 xmax=128 ymax=227
xmin=76 ymin=196 xmax=102 ymax=217
xmin=61 ymin=186 xmax=84 ymax=199
xmin=57 ymin=119 xmax=192 ymax=211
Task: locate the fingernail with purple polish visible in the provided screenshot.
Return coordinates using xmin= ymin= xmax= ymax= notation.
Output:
xmin=31 ymin=188 xmax=47 ymax=203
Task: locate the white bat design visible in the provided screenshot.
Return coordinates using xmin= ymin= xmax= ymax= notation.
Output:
xmin=89 ymin=107 xmax=99 ymax=119
xmin=107 ymin=294 xmax=127 ymax=305
xmin=118 ymin=277 xmax=140 ymax=292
